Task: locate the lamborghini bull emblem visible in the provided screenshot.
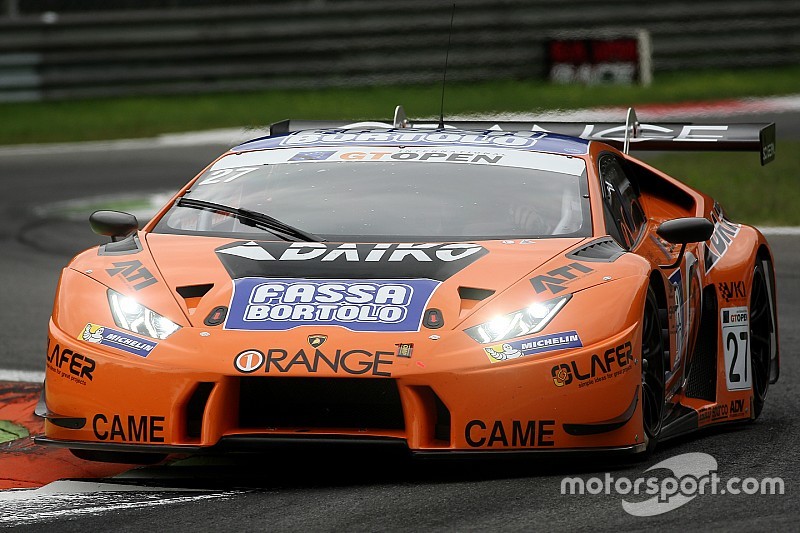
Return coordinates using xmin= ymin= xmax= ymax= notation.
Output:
xmin=307 ymin=334 xmax=327 ymax=348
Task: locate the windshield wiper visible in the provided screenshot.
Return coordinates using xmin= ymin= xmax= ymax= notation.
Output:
xmin=176 ymin=197 xmax=324 ymax=242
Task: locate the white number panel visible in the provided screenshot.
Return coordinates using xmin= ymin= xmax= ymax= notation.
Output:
xmin=721 ymin=306 xmax=750 ymax=391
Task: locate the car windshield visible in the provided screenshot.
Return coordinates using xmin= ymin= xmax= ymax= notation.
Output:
xmin=153 ymin=146 xmax=591 ymax=241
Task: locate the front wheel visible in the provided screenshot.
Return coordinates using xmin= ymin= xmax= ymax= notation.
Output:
xmin=749 ymin=260 xmax=775 ymax=419
xmin=641 ymin=286 xmax=666 ymax=451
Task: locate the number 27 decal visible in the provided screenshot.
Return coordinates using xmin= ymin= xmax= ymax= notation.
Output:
xmin=721 ymin=306 xmax=750 ymax=391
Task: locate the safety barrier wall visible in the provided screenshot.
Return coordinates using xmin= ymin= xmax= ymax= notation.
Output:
xmin=1 ymin=0 xmax=798 ymax=102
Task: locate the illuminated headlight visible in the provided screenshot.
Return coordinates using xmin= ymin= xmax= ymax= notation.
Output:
xmin=107 ymin=289 xmax=180 ymax=340
xmin=464 ymin=294 xmax=571 ymax=343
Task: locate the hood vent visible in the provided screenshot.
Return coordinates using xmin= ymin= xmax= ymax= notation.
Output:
xmin=176 ymin=284 xmax=214 ymax=315
xmin=458 ymin=287 xmax=496 ymax=301
xmin=566 ymin=238 xmax=625 ymax=262
xmin=458 ymin=286 xmax=496 ymax=317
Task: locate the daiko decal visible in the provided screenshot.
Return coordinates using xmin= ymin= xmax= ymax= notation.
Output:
xmin=215 ymin=241 xmax=487 ymax=281
xmin=225 ymin=278 xmax=439 ymax=332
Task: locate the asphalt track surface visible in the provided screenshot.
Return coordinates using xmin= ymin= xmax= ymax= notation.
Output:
xmin=0 ymin=112 xmax=797 ymax=531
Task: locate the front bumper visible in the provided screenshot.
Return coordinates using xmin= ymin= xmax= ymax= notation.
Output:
xmin=40 ymin=316 xmax=645 ymax=455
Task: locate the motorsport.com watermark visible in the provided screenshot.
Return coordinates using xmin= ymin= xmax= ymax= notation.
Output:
xmin=560 ymin=452 xmax=784 ymax=516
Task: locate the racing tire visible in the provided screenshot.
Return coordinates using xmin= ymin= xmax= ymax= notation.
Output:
xmin=69 ymin=448 xmax=167 ymax=465
xmin=749 ymin=261 xmax=775 ymax=419
xmin=641 ymin=285 xmax=666 ymax=452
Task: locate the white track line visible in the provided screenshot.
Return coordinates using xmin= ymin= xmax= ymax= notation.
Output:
xmin=0 ymin=480 xmax=237 ymax=525
xmin=0 ymin=370 xmax=44 ymax=383
xmin=757 ymin=226 xmax=800 ymax=236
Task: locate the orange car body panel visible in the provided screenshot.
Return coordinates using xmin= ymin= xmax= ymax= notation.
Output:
xmin=39 ymin=131 xmax=779 ymax=456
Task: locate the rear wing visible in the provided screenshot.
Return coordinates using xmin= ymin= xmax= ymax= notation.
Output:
xmin=270 ymin=106 xmax=776 ymax=165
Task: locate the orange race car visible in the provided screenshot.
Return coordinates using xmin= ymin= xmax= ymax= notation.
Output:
xmin=35 ymin=107 xmax=780 ymax=463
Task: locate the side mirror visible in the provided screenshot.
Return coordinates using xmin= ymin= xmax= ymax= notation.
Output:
xmin=656 ymin=217 xmax=714 ymax=269
xmin=89 ymin=210 xmax=139 ymax=242
xmin=657 ymin=217 xmax=714 ymax=245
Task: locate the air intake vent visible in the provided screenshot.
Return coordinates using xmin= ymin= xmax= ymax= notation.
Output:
xmin=458 ymin=287 xmax=496 ymax=301
xmin=185 ymin=382 xmax=215 ymax=440
xmin=176 ymin=284 xmax=214 ymax=299
xmin=176 ymin=283 xmax=214 ymax=315
xmin=566 ymin=238 xmax=625 ymax=262
xmin=686 ymin=286 xmax=718 ymax=401
xmin=239 ymin=378 xmax=404 ymax=430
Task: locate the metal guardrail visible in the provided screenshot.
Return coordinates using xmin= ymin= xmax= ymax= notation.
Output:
xmin=1 ymin=0 xmax=799 ymax=102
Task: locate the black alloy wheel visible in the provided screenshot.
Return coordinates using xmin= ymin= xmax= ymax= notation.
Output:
xmin=749 ymin=261 xmax=775 ymax=419
xmin=641 ymin=286 xmax=666 ymax=445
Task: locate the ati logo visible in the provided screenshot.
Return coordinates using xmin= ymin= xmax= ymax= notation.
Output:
xmin=307 ymin=334 xmax=327 ymax=347
xmin=719 ymin=281 xmax=746 ymax=301
xmin=551 ymin=341 xmax=633 ymax=387
xmin=530 ymin=262 xmax=594 ymax=294
xmin=106 ymin=260 xmax=158 ymax=291
xmin=92 ymin=414 xmax=165 ymax=443
xmin=465 ymin=419 xmax=555 ymax=448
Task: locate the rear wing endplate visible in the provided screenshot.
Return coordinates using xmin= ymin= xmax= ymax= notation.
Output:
xmin=270 ymin=105 xmax=776 ymax=165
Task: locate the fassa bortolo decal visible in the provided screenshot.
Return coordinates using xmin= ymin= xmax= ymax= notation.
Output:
xmin=484 ymin=331 xmax=582 ymax=362
xmin=226 ymin=278 xmax=439 ymax=332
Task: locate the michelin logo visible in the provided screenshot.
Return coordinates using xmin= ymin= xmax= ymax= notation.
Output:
xmin=484 ymin=331 xmax=582 ymax=363
xmin=80 ymin=323 xmax=157 ymax=358
xmin=226 ymin=278 xmax=440 ymax=332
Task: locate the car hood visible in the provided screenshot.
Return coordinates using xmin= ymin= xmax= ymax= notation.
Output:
xmin=138 ymin=234 xmax=604 ymax=331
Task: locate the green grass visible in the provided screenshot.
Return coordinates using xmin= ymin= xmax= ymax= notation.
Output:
xmin=2 ymin=65 xmax=800 ymax=145
xmin=643 ymin=141 xmax=800 ymax=226
xmin=3 ymin=65 xmax=798 ymax=225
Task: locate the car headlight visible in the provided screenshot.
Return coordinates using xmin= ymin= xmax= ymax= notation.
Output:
xmin=464 ymin=294 xmax=571 ymax=343
xmin=107 ymin=289 xmax=181 ymax=340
